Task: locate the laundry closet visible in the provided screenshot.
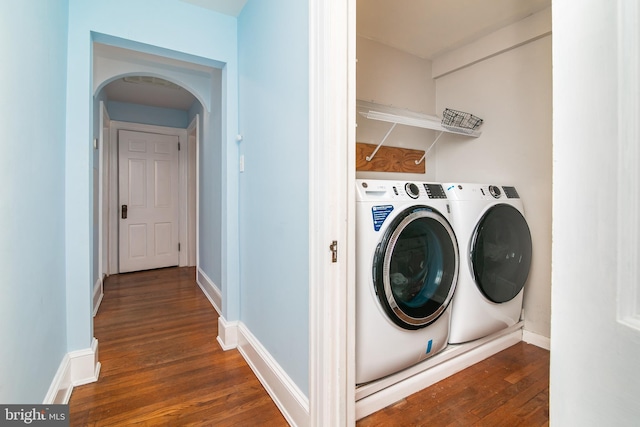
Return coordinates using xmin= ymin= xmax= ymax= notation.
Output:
xmin=353 ymin=1 xmax=552 ymax=419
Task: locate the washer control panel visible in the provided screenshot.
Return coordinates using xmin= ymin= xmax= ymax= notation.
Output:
xmin=357 ymin=180 xmax=448 ymax=201
xmin=423 ymin=183 xmax=447 ymax=199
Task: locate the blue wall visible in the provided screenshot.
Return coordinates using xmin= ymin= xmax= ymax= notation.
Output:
xmin=0 ymin=0 xmax=69 ymax=403
xmin=238 ymin=0 xmax=310 ymax=395
xmin=106 ymin=101 xmax=189 ymax=128
xmin=66 ymin=0 xmax=239 ymax=352
xmin=0 ymin=0 xmax=311 ymax=404
xmin=187 ymin=74 xmax=225 ymax=292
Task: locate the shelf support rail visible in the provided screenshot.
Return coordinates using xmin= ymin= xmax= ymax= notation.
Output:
xmin=415 ymin=130 xmax=445 ymax=165
xmin=366 ymin=122 xmax=397 ymax=162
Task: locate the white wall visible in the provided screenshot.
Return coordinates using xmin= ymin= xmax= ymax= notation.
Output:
xmin=0 ymin=0 xmax=69 ymax=402
xmin=355 ymin=10 xmax=553 ymax=339
xmin=433 ymin=11 xmax=552 ymax=339
xmin=551 ymin=0 xmax=640 ymax=424
xmin=356 ymin=36 xmax=437 ymax=181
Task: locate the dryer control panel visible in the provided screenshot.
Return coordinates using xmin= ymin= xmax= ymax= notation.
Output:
xmin=443 ymin=183 xmax=521 ymax=200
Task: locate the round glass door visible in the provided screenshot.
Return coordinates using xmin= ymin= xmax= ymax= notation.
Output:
xmin=470 ymin=204 xmax=532 ymax=303
xmin=373 ymin=206 xmax=459 ymax=330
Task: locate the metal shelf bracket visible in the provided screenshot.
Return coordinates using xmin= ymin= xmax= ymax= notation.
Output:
xmin=415 ymin=131 xmax=445 ymax=165
xmin=366 ymin=122 xmax=397 ymax=162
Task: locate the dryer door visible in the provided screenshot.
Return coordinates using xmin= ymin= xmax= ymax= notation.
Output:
xmin=470 ymin=204 xmax=532 ymax=303
xmin=373 ymin=206 xmax=459 ymax=330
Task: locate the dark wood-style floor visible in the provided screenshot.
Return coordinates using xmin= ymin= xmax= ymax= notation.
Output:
xmin=357 ymin=342 xmax=549 ymax=426
xmin=69 ymin=267 xmax=287 ymax=426
xmin=69 ymin=267 xmax=549 ymax=426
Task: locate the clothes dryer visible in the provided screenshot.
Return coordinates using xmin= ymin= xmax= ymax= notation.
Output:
xmin=356 ymin=179 xmax=459 ymax=384
xmin=443 ymin=183 xmax=532 ymax=344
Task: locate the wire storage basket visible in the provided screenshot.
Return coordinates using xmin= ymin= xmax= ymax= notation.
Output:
xmin=441 ymin=108 xmax=483 ymax=134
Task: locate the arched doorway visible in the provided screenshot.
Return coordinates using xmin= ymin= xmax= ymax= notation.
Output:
xmin=92 ymin=42 xmax=224 ymax=319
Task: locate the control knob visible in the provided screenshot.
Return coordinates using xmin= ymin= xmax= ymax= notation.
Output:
xmin=488 ymin=185 xmax=502 ymax=198
xmin=405 ymin=183 xmax=420 ymax=199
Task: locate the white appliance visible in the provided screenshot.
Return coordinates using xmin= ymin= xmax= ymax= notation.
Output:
xmin=356 ymin=179 xmax=459 ymax=384
xmin=443 ymin=183 xmax=532 ymax=344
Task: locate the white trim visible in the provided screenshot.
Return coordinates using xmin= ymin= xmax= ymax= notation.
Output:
xmin=108 ymin=121 xmax=188 ymax=273
xmin=308 ymin=0 xmax=355 ymax=425
xmin=70 ymin=338 xmax=101 ymax=387
xmin=237 ymin=323 xmax=310 ymax=427
xmin=196 ymin=267 xmax=222 ymax=315
xmin=178 ymin=122 xmax=188 ymax=267
xmin=617 ymin=0 xmax=640 ymax=330
xmin=196 ymin=270 xmax=236 ymax=350
xmin=92 ymin=276 xmax=104 ymax=317
xmin=522 ymin=329 xmax=551 ymax=350
xmin=216 ymin=316 xmax=238 ymax=351
xmin=43 ymin=354 xmax=72 ymax=404
xmin=194 ymin=115 xmax=200 ymax=269
xmin=98 ymin=101 xmax=109 ymax=285
xmin=44 ymin=339 xmax=101 ymax=404
xmin=108 ymin=120 xmax=119 ymax=275
xmin=355 ymin=325 xmax=523 ymax=420
xmin=187 ymin=115 xmax=199 ymax=267
xmin=432 ymin=6 xmax=552 ymax=79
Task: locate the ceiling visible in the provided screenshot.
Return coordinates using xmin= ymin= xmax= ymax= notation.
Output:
xmin=103 ymin=77 xmax=198 ymax=111
xmin=357 ymin=0 xmax=551 ymax=59
xmin=103 ymin=0 xmax=551 ymax=111
xmin=179 ymin=0 xmax=247 ymax=17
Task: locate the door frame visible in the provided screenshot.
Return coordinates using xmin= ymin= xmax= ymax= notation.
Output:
xmin=308 ymin=0 xmax=356 ymax=424
xmin=187 ymin=115 xmax=199 ymax=268
xmin=94 ymin=101 xmax=110 ymax=316
xmin=107 ymin=121 xmax=191 ymax=274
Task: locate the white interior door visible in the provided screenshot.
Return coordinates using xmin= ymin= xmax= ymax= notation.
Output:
xmin=118 ymin=129 xmax=180 ymax=273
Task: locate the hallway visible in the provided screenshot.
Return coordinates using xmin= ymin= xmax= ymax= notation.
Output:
xmin=69 ymin=267 xmax=287 ymax=426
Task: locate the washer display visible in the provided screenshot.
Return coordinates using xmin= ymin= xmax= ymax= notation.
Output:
xmin=356 ymin=180 xmax=459 ymax=384
xmin=444 ymin=183 xmax=532 ymax=344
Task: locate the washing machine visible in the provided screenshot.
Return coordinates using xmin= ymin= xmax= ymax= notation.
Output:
xmin=356 ymin=179 xmax=459 ymax=384
xmin=443 ymin=183 xmax=532 ymax=344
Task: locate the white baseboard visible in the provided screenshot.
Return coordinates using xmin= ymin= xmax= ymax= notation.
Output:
xmin=196 ymin=267 xmax=222 ymax=315
xmin=355 ymin=325 xmax=523 ymax=420
xmin=70 ymin=338 xmax=101 ymax=387
xmin=237 ymin=323 xmax=310 ymax=427
xmin=216 ymin=316 xmax=239 ymax=350
xmin=93 ymin=276 xmax=104 ymax=317
xmin=522 ymin=329 xmax=551 ymax=350
xmin=43 ymin=354 xmax=73 ymax=404
xmin=44 ymin=338 xmax=101 ymax=404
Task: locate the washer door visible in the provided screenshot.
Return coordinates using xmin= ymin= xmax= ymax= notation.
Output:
xmin=470 ymin=204 xmax=532 ymax=303
xmin=373 ymin=206 xmax=459 ymax=330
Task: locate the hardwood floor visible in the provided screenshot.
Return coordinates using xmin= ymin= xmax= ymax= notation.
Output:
xmin=357 ymin=342 xmax=549 ymax=426
xmin=69 ymin=267 xmax=288 ymax=426
xmin=69 ymin=267 xmax=549 ymax=426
